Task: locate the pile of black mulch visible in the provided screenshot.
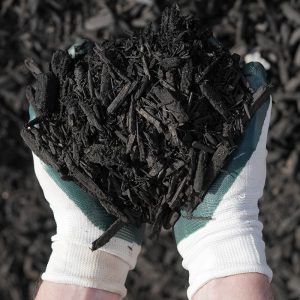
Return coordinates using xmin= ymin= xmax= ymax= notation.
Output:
xmin=21 ymin=6 xmax=269 ymax=250
xmin=1 ymin=1 xmax=300 ymax=300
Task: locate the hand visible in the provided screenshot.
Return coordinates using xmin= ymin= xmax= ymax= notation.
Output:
xmin=32 ymin=155 xmax=143 ymax=297
xmin=174 ymin=62 xmax=273 ymax=299
xmin=29 ymin=40 xmax=144 ymax=298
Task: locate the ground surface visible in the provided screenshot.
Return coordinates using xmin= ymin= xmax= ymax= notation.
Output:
xmin=0 ymin=1 xmax=300 ymax=299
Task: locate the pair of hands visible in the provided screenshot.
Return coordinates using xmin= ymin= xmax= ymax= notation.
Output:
xmin=31 ymin=41 xmax=272 ymax=299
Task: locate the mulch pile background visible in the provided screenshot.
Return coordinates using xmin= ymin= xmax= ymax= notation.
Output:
xmin=0 ymin=1 xmax=299 ymax=299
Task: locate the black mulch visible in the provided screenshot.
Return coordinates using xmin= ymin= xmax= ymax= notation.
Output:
xmin=1 ymin=1 xmax=300 ymax=299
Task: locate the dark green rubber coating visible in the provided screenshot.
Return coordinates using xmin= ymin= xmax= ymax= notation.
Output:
xmin=29 ymin=106 xmax=144 ymax=245
xmin=174 ymin=62 xmax=270 ymax=243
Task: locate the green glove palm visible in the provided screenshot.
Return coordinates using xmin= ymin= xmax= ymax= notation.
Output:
xmin=32 ymin=134 xmax=144 ymax=246
xmin=174 ymin=61 xmax=270 ymax=242
xmin=28 ymin=38 xmax=144 ymax=248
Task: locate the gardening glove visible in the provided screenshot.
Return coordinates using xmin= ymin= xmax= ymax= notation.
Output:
xmin=28 ymin=40 xmax=144 ymax=298
xmin=174 ymin=61 xmax=273 ymax=300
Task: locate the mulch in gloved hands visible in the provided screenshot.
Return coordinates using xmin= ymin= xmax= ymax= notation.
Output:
xmin=21 ymin=5 xmax=270 ymax=250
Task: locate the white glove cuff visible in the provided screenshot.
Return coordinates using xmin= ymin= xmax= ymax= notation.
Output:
xmin=178 ymin=222 xmax=273 ymax=299
xmin=42 ymin=239 xmax=132 ymax=297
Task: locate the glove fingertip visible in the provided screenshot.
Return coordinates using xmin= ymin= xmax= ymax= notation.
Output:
xmin=29 ymin=104 xmax=36 ymax=121
xmin=208 ymin=36 xmax=223 ymax=48
xmin=243 ymin=62 xmax=267 ymax=91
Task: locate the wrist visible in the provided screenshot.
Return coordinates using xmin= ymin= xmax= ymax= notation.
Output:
xmin=36 ymin=281 xmax=121 ymax=300
xmin=193 ymin=273 xmax=273 ymax=300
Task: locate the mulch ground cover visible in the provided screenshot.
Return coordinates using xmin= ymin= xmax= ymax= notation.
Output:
xmin=1 ymin=1 xmax=300 ymax=299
